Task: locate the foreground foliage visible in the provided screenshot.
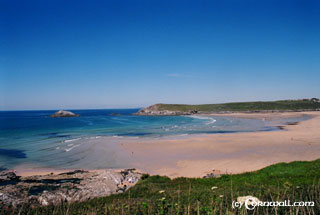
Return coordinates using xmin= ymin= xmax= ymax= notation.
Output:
xmin=2 ymin=159 xmax=320 ymax=214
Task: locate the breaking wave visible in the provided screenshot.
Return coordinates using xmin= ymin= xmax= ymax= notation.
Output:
xmin=188 ymin=115 xmax=217 ymax=125
xmin=64 ymin=138 xmax=81 ymax=143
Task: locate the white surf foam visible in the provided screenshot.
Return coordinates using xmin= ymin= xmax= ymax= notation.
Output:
xmin=64 ymin=138 xmax=81 ymax=143
xmin=188 ymin=115 xmax=217 ymax=125
xmin=88 ymin=136 xmax=101 ymax=139
xmin=112 ymin=135 xmax=123 ymax=138
xmin=64 ymin=144 xmax=81 ymax=152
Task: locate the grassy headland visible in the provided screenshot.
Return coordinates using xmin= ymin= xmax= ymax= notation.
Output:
xmin=8 ymin=159 xmax=320 ymax=214
xmin=150 ymin=99 xmax=320 ymax=113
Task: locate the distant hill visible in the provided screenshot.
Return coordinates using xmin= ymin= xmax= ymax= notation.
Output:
xmin=135 ymin=98 xmax=320 ymax=115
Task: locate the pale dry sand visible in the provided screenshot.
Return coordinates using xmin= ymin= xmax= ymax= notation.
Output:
xmin=117 ymin=111 xmax=320 ymax=178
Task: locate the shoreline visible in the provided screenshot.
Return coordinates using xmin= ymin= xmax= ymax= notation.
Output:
xmin=118 ymin=111 xmax=320 ymax=177
xmin=9 ymin=111 xmax=320 ymax=178
xmin=14 ymin=167 xmax=143 ymax=177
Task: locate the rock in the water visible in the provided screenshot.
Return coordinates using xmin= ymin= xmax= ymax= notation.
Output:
xmin=50 ymin=110 xmax=80 ymax=118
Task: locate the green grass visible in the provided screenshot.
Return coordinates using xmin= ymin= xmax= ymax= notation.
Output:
xmin=5 ymin=159 xmax=320 ymax=214
xmin=152 ymin=99 xmax=320 ymax=112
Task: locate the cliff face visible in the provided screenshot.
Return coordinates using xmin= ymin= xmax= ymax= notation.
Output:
xmin=134 ymin=104 xmax=197 ymax=116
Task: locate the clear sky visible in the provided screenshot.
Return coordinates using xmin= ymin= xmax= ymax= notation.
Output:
xmin=1 ymin=0 xmax=319 ymax=110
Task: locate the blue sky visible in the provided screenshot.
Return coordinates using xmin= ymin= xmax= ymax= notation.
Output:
xmin=1 ymin=0 xmax=319 ymax=110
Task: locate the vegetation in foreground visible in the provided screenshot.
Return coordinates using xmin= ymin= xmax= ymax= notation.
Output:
xmin=153 ymin=99 xmax=320 ymax=112
xmin=2 ymin=159 xmax=320 ymax=214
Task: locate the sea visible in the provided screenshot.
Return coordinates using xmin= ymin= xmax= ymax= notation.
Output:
xmin=0 ymin=109 xmax=309 ymax=171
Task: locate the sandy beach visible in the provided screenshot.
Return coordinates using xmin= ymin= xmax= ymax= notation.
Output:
xmin=14 ymin=111 xmax=320 ymax=178
xmin=117 ymin=111 xmax=320 ymax=178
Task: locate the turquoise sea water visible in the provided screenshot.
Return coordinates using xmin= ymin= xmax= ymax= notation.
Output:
xmin=0 ymin=109 xmax=308 ymax=170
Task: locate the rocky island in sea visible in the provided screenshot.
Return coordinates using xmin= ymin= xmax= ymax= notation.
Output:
xmin=50 ymin=110 xmax=80 ymax=118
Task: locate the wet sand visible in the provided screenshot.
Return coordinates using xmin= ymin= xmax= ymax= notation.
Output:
xmin=15 ymin=111 xmax=320 ymax=178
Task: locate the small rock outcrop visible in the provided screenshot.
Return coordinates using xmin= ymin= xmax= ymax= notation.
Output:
xmin=203 ymin=172 xmax=221 ymax=178
xmin=203 ymin=169 xmax=222 ymax=178
xmin=0 ymin=171 xmax=20 ymax=182
xmin=50 ymin=110 xmax=80 ymax=118
xmin=0 ymin=169 xmax=141 ymax=207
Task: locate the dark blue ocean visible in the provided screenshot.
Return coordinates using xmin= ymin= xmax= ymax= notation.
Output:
xmin=0 ymin=109 xmax=306 ymax=171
